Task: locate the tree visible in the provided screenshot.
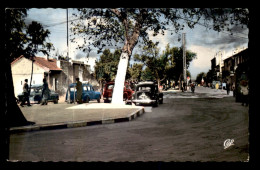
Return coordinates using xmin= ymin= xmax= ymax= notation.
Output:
xmin=5 ymin=9 xmax=54 ymax=127
xmin=162 ymin=45 xmax=196 ymax=86
xmin=94 ymin=48 xmax=122 ymax=82
xmin=196 ymin=72 xmax=206 ymax=85
xmin=134 ymin=42 xmax=172 ymax=86
xmin=128 ymin=63 xmax=143 ymax=82
xmin=206 ymin=69 xmax=214 ymax=85
xmin=70 ymin=8 xmax=249 ymax=104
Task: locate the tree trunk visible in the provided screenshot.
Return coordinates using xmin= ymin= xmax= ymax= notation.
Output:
xmin=157 ymin=79 xmax=161 ymax=92
xmin=4 ymin=57 xmax=30 ymax=127
xmin=111 ymin=52 xmax=129 ymax=104
xmin=110 ymin=9 xmax=142 ymax=104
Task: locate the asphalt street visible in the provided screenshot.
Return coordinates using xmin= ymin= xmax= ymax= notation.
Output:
xmin=8 ymin=86 xmax=249 ymax=162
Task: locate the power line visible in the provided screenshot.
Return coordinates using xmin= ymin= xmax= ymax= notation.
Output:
xmin=32 ymin=11 xmax=248 ymax=40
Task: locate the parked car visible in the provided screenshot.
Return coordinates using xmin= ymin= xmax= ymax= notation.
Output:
xmin=65 ymin=83 xmax=101 ymax=103
xmin=131 ymin=81 xmax=163 ymax=107
xmin=17 ymin=84 xmax=59 ymax=104
xmin=103 ymin=81 xmax=134 ymax=103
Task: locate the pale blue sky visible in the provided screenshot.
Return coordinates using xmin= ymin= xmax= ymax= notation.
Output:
xmin=26 ymin=8 xmax=249 ymax=78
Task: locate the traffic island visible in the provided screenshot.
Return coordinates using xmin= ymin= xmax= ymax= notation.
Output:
xmin=9 ymin=103 xmax=145 ymax=133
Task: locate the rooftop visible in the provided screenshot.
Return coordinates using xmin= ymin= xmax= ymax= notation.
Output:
xmin=11 ymin=55 xmax=62 ymax=71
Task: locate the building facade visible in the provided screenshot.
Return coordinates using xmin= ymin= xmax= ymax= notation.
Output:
xmin=222 ymin=48 xmax=249 ymax=87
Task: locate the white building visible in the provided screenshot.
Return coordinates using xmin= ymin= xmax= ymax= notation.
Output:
xmin=11 ymin=55 xmax=62 ymax=97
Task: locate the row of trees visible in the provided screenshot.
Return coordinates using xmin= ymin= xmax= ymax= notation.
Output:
xmin=195 ymin=69 xmax=233 ymax=87
xmin=94 ymin=43 xmax=196 ymax=87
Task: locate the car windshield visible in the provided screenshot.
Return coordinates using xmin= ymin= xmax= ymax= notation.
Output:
xmin=31 ymin=88 xmax=42 ymax=93
xmin=70 ymin=87 xmax=77 ymax=92
xmin=137 ymin=85 xmax=153 ymax=91
xmin=107 ymin=84 xmax=114 ymax=90
xmin=83 ymin=86 xmax=91 ymax=91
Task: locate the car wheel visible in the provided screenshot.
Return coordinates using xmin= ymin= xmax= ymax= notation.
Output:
xmin=54 ymin=99 xmax=58 ymax=104
xmin=86 ymin=97 xmax=90 ymax=103
xmin=153 ymin=99 xmax=159 ymax=107
xmin=97 ymin=95 xmax=101 ymax=103
xmin=159 ymin=98 xmax=163 ymax=104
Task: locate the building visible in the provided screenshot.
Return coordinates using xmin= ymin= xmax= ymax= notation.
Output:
xmin=222 ymin=48 xmax=249 ymax=86
xmin=11 ymin=55 xmax=98 ymax=102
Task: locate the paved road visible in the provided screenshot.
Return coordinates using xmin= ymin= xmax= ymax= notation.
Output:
xmin=9 ymin=87 xmax=249 ymax=162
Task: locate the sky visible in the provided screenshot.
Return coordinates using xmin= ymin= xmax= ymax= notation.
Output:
xmin=25 ymin=8 xmax=249 ymax=79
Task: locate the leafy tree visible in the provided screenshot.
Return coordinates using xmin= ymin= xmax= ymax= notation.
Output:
xmin=134 ymin=43 xmax=196 ymax=87
xmin=6 ymin=9 xmax=54 ymax=62
xmin=94 ymin=48 xmax=122 ymax=82
xmin=5 ymin=8 xmax=54 ymax=127
xmin=140 ymin=67 xmax=154 ymax=81
xmin=128 ymin=63 xmax=143 ymax=82
xmin=196 ymin=72 xmax=206 ymax=84
xmin=162 ymin=44 xmax=196 ymax=86
xmin=134 ymin=42 xmax=171 ymax=86
xmin=70 ymin=8 xmax=248 ymax=104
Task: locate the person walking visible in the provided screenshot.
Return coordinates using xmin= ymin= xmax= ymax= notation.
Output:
xmin=215 ymin=82 xmax=219 ymax=90
xmin=240 ymin=80 xmax=249 ymax=106
xmin=232 ymin=83 xmax=236 ymax=97
xmin=20 ymin=79 xmax=31 ymax=107
xmin=191 ymin=82 xmax=195 ymax=93
xmin=41 ymin=78 xmax=50 ymax=105
xmin=226 ymin=82 xmax=230 ymax=95
xmin=76 ymin=78 xmax=83 ymax=104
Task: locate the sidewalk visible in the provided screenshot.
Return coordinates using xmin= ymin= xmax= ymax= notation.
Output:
xmin=10 ymin=102 xmax=145 ymax=133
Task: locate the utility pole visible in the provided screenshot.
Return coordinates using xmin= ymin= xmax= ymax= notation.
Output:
xmin=182 ymin=33 xmax=187 ymax=91
xmin=219 ymin=51 xmax=223 ymax=90
xmin=67 ymin=8 xmax=69 ymax=59
xmin=66 ymin=8 xmax=70 ymax=103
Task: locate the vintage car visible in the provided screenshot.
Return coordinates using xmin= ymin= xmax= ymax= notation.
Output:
xmin=103 ymin=81 xmax=134 ymax=103
xmin=131 ymin=81 xmax=163 ymax=107
xmin=65 ymin=83 xmax=101 ymax=103
xmin=17 ymin=84 xmax=59 ymax=104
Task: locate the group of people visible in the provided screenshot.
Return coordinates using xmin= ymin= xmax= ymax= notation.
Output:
xmin=20 ymin=78 xmax=50 ymax=107
xmin=20 ymin=77 xmax=84 ymax=107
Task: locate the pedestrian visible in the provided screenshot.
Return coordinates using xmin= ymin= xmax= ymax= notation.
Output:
xmin=240 ymin=80 xmax=249 ymax=106
xmin=76 ymin=77 xmax=83 ymax=104
xmin=232 ymin=83 xmax=236 ymax=97
xmin=41 ymin=78 xmax=50 ymax=105
xmin=215 ymin=82 xmax=219 ymax=90
xmin=226 ymin=82 xmax=230 ymax=95
xmin=20 ymin=79 xmax=31 ymax=107
xmin=191 ymin=82 xmax=195 ymax=93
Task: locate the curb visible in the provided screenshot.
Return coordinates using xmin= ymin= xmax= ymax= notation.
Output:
xmin=9 ymin=107 xmax=145 ymax=134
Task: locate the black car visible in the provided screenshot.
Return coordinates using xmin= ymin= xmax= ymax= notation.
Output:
xmin=131 ymin=81 xmax=163 ymax=107
xmin=17 ymin=84 xmax=59 ymax=104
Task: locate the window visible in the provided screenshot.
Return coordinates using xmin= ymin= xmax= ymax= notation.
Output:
xmin=107 ymin=84 xmax=114 ymax=90
xmin=138 ymin=86 xmax=151 ymax=91
xmin=83 ymin=86 xmax=91 ymax=91
xmin=70 ymin=87 xmax=76 ymax=92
